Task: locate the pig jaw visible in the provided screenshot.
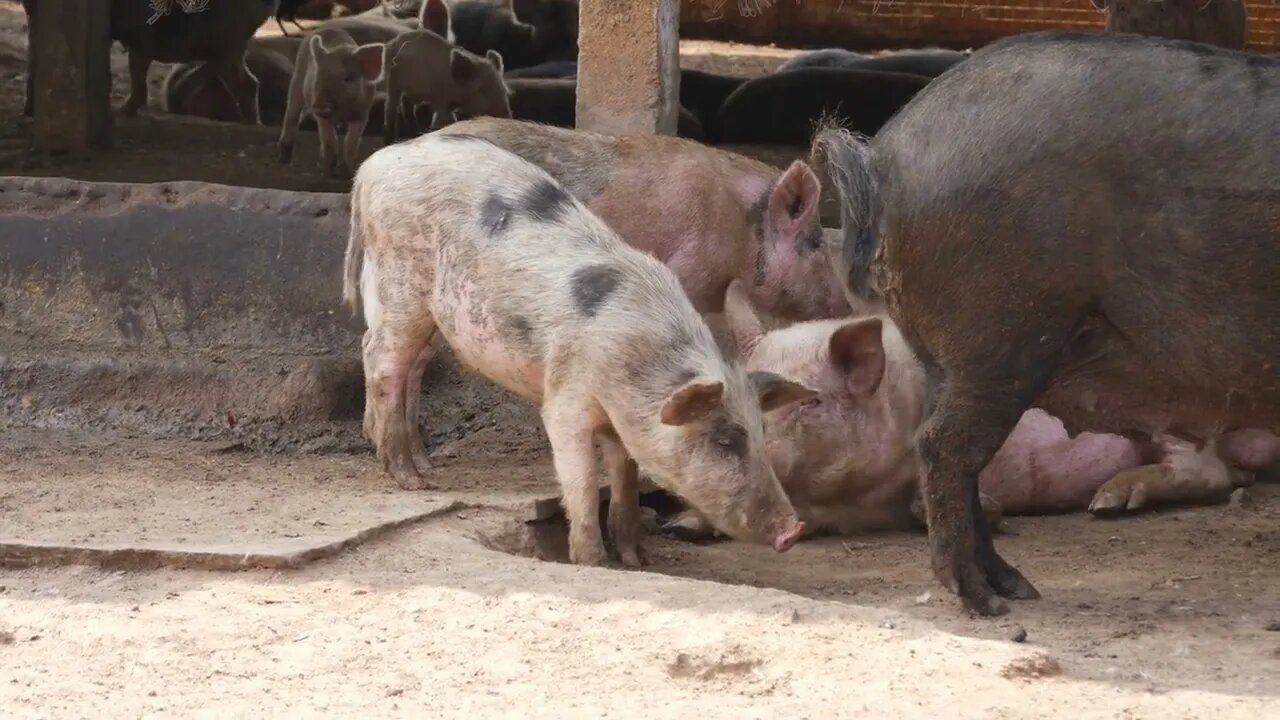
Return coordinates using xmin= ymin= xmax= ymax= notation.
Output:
xmin=655 ymin=456 xmax=805 ymax=553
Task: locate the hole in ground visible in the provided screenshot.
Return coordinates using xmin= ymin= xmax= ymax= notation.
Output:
xmin=477 ymin=489 xmax=719 ymax=564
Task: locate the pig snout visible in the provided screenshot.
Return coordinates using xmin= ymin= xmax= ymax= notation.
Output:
xmin=771 ymin=519 xmax=806 ymax=553
xmin=312 ymin=101 xmax=335 ymax=119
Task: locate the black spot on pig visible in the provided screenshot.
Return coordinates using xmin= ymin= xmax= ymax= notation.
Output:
xmin=480 ymin=194 xmax=511 ymax=234
xmin=710 ymin=417 xmax=748 ymax=459
xmin=506 ymin=315 xmax=536 ymax=349
xmin=570 ymin=263 xmax=622 ymax=316
xmin=520 ymin=178 xmax=572 ymax=223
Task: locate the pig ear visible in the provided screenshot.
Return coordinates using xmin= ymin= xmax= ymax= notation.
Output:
xmin=768 ymin=161 xmax=822 ymax=240
xmin=829 ymin=318 xmax=885 ymax=397
xmin=451 ymin=49 xmax=478 ymax=84
xmin=486 ymin=49 xmax=505 ymax=74
xmin=723 ymin=280 xmax=764 ymax=358
xmin=420 ymin=0 xmax=451 ymax=37
xmin=355 ymin=43 xmax=386 ymax=83
xmin=308 ymin=33 xmax=329 ymax=61
xmin=750 ymin=371 xmax=817 ymax=413
xmin=660 ymin=380 xmax=725 ymax=426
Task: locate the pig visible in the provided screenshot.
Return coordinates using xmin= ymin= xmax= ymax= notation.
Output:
xmin=775 ymin=47 xmax=968 ymax=79
xmin=503 ymin=59 xmax=578 ymax=79
xmin=671 ymin=285 xmax=1276 ymax=541
xmin=165 ymin=38 xmax=299 ymax=125
xmin=450 ymin=0 xmax=576 ymax=69
xmin=1093 ymin=0 xmax=1246 ymax=50
xmin=109 ymin=0 xmax=276 ymax=122
xmin=678 ymin=69 xmax=748 ymax=141
xmin=382 ymin=30 xmax=512 ymax=142
xmin=342 ymin=132 xmax=811 ymax=565
xmin=435 ymin=117 xmax=849 ymax=322
xmin=278 ymin=29 xmax=386 ymax=178
xmin=814 ymin=30 xmax=1280 ymax=615
xmin=503 ymin=79 xmax=706 ymax=142
xmin=715 ymin=69 xmax=931 ymax=145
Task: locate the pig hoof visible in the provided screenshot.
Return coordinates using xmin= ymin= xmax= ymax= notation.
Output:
xmin=617 ymin=544 xmax=648 ymax=569
xmin=987 ymin=565 xmax=1040 ymax=601
xmin=412 ymin=448 xmax=435 ymax=471
xmin=391 ymin=468 xmax=433 ymax=491
xmin=569 ymin=540 xmax=608 ymax=567
xmin=1089 ymin=467 xmax=1156 ymax=516
xmin=937 ymin=561 xmax=1009 ymax=617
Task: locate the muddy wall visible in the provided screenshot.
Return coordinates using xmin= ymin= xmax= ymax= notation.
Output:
xmin=0 ymin=177 xmax=539 ymax=455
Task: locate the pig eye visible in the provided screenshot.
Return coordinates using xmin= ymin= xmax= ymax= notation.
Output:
xmin=800 ymin=397 xmax=822 ymax=409
xmin=710 ymin=419 xmax=748 ymax=458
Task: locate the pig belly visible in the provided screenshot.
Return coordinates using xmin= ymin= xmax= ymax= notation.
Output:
xmin=979 ymin=409 xmax=1144 ymax=513
xmin=432 ymin=281 xmax=546 ymax=403
xmin=1217 ymin=428 xmax=1280 ymax=471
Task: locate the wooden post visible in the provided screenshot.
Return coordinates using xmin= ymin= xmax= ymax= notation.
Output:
xmin=32 ymin=0 xmax=113 ymax=152
xmin=575 ymin=0 xmax=680 ymax=136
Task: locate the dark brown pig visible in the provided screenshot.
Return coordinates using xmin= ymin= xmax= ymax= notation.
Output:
xmin=775 ymin=47 xmax=968 ymax=79
xmin=109 ymin=0 xmax=277 ymax=122
xmin=503 ymin=79 xmax=706 ymax=141
xmin=343 ymin=132 xmax=811 ymax=564
xmin=715 ymin=68 xmax=932 ymax=145
xmin=435 ymin=117 xmax=849 ymax=322
xmin=1093 ymin=0 xmax=1246 ymax=50
xmin=815 ymin=30 xmax=1280 ymax=615
xmin=164 ymin=37 xmax=299 ymax=125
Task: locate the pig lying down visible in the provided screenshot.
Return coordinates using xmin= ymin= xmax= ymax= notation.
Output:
xmin=671 ymin=284 xmax=1279 ymax=540
xmin=344 ymin=133 xmax=811 ymax=565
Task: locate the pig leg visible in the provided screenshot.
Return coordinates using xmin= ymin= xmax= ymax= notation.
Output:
xmin=600 ymin=433 xmax=645 ymax=567
xmin=278 ymin=60 xmax=308 ymax=164
xmin=213 ymin=54 xmax=262 ymax=125
xmin=542 ymin=393 xmax=607 ymax=566
xmin=340 ymin=120 xmax=365 ymax=178
xmin=383 ymin=86 xmax=403 ymax=146
xmin=123 ymin=50 xmax=152 ymax=117
xmin=362 ymin=319 xmax=434 ymax=491
xmin=910 ymin=490 xmax=1003 ymax=528
xmin=403 ymin=334 xmax=439 ymax=471
xmin=917 ymin=379 xmax=1041 ymax=616
xmin=317 ymin=118 xmax=342 ymax=178
xmin=1089 ymin=437 xmax=1248 ymax=515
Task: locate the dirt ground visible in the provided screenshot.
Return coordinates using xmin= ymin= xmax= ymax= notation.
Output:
xmin=2 ymin=4 xmax=1279 ymax=716
xmin=2 ymin=430 xmax=1278 ymax=716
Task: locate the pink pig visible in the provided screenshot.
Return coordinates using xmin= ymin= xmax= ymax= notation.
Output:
xmin=669 ymin=281 xmax=1280 ymax=538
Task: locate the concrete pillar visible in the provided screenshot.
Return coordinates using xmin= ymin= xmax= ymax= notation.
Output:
xmin=575 ymin=0 xmax=680 ymax=136
xmin=32 ymin=0 xmax=113 ymax=152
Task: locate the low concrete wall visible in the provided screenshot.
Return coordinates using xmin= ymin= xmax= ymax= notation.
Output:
xmin=0 ymin=177 xmax=536 ymax=454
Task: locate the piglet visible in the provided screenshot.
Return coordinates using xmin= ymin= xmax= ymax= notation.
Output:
xmin=278 ymin=29 xmax=386 ymax=178
xmin=382 ymin=29 xmax=512 ymax=142
xmin=344 ymin=133 xmax=812 ymax=565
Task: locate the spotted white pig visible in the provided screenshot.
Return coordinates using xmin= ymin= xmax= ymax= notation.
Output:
xmin=343 ymin=133 xmax=811 ymax=566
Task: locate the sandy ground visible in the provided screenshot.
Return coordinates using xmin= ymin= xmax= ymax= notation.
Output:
xmin=2 ymin=430 xmax=1279 ymax=716
xmin=2 ymin=4 xmax=1279 ymax=716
